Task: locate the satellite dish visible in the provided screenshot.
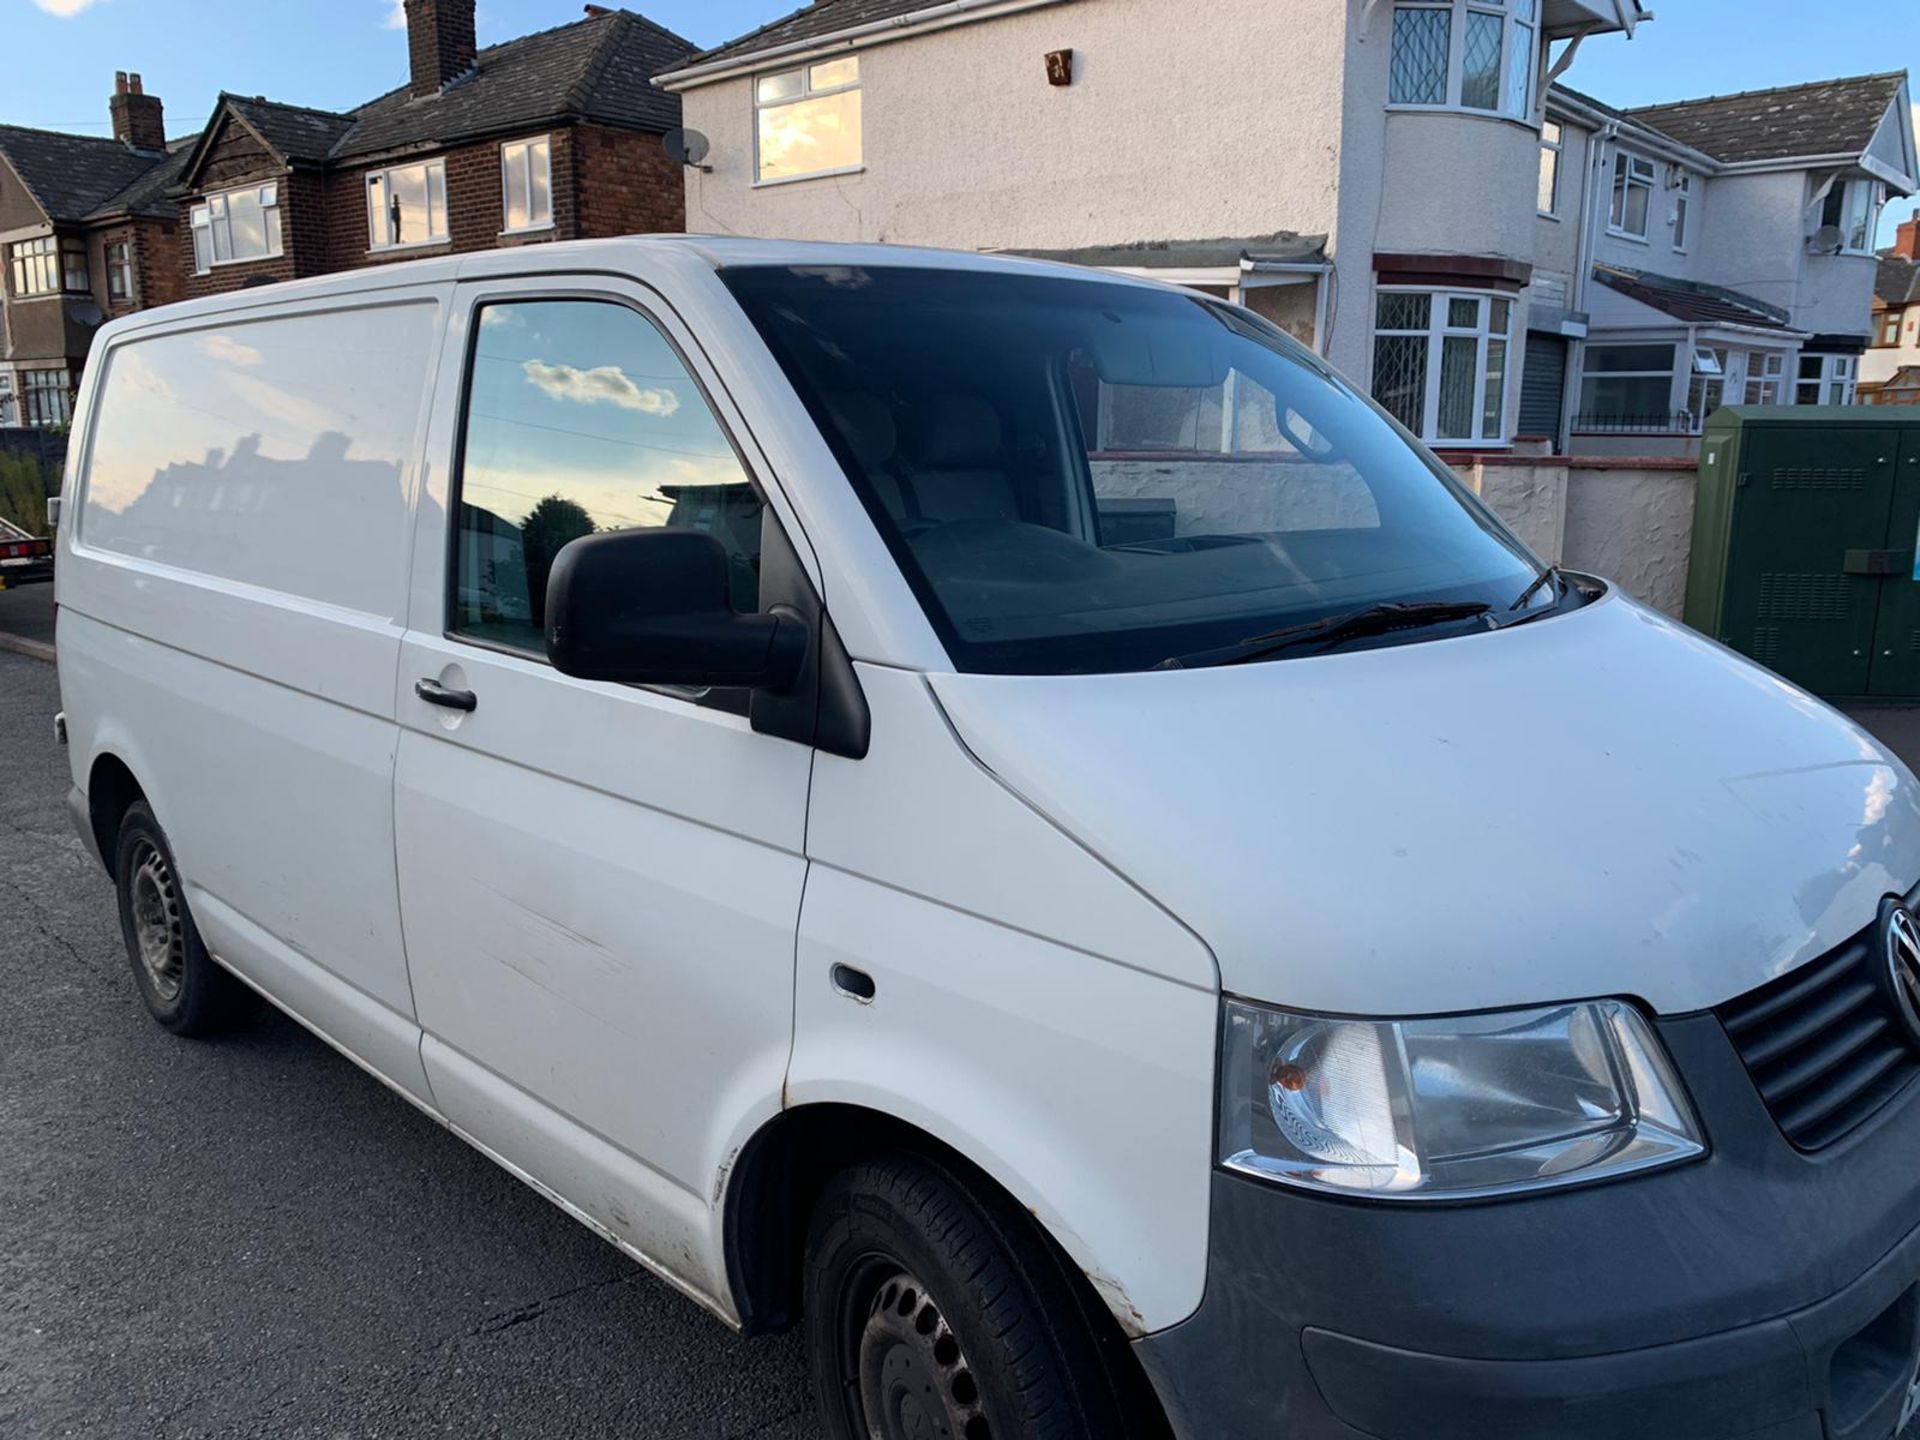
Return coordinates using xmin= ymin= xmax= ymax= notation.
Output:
xmin=663 ymin=128 xmax=712 ymax=172
xmin=1808 ymin=224 xmax=1846 ymax=255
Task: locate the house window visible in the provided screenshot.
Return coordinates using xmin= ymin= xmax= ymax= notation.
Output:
xmin=1538 ymin=120 xmax=1562 ymax=215
xmin=1797 ymin=354 xmax=1857 ymax=406
xmin=9 ymin=237 xmax=61 ymax=297
xmin=61 ymin=239 xmax=88 ymax=294
xmin=22 ymin=368 xmax=72 ymax=427
xmin=755 ymin=55 xmax=863 ymax=183
xmin=1609 ymin=153 xmax=1656 ymax=239
xmin=107 ymin=240 xmax=135 ymax=303
xmin=191 ymin=183 xmax=285 ymax=273
xmin=1686 ymin=348 xmax=1726 ymax=429
xmin=501 ymin=136 xmax=553 ymax=234
xmin=1744 ymin=350 xmax=1786 ymax=405
xmin=1388 ymin=0 xmax=1539 ymax=120
xmin=367 ymin=159 xmax=449 ymax=251
xmin=1577 ymin=344 xmax=1677 ymax=431
xmin=1879 ymin=310 xmax=1904 ymax=347
xmin=1670 ymin=170 xmax=1693 ymax=250
xmin=1371 ymin=288 xmax=1513 ymax=445
xmin=1819 ymin=179 xmax=1881 ymax=254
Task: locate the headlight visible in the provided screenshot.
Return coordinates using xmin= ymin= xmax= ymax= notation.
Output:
xmin=1219 ymin=998 xmax=1704 ymax=1200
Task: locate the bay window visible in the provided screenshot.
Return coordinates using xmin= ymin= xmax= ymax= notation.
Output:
xmin=22 ymin=368 xmax=72 ymax=427
xmin=755 ymin=56 xmax=863 ymax=183
xmin=1577 ymin=344 xmax=1676 ymax=430
xmin=9 ymin=236 xmax=88 ymax=297
xmin=191 ymin=184 xmax=284 ymax=273
xmin=1372 ymin=289 xmax=1513 ymax=445
xmin=501 ymin=136 xmax=553 ymax=234
xmin=1388 ymin=0 xmax=1540 ymax=121
xmin=367 ymin=159 xmax=449 ymax=251
xmin=1609 ymin=153 xmax=1656 ymax=239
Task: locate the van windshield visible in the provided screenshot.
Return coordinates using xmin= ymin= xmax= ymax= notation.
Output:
xmin=722 ymin=264 xmax=1556 ymax=676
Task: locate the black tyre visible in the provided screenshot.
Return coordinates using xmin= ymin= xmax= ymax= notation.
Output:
xmin=805 ymin=1150 xmax=1163 ymax=1440
xmin=113 ymin=800 xmax=253 ymax=1036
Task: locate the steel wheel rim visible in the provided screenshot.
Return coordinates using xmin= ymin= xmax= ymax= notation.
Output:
xmin=848 ymin=1260 xmax=992 ymax=1440
xmin=128 ymin=839 xmax=185 ymax=1003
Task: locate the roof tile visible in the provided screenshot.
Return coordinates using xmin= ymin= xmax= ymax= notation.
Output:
xmin=0 ymin=125 xmax=175 ymax=224
xmin=1626 ymin=73 xmax=1906 ymax=166
xmin=684 ymin=0 xmax=943 ymax=69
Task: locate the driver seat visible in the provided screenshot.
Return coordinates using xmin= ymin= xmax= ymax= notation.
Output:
xmin=908 ymin=395 xmax=1020 ymax=523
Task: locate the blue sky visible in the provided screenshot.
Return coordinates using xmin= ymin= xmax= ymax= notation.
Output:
xmin=10 ymin=0 xmax=1917 ymax=239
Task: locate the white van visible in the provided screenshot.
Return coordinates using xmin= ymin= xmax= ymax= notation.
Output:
xmin=55 ymin=237 xmax=1920 ymax=1439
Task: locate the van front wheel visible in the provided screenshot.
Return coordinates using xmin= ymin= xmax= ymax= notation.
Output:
xmin=113 ymin=801 xmax=252 ymax=1037
xmin=804 ymin=1151 xmax=1153 ymax=1440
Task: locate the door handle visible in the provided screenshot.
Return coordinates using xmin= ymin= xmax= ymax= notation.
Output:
xmin=415 ymin=678 xmax=477 ymax=712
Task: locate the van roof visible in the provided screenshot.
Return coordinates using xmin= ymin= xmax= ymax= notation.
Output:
xmin=102 ymin=235 xmax=1167 ymax=333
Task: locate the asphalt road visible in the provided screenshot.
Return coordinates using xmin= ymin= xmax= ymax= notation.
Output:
xmin=0 ymin=581 xmax=55 ymax=649
xmin=0 ymin=650 xmax=822 ymax=1439
xmin=9 ymin=639 xmax=1920 ymax=1439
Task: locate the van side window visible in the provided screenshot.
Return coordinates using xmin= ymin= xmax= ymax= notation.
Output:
xmin=452 ymin=299 xmax=764 ymax=652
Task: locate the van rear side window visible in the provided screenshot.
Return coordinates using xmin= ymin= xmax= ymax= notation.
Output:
xmin=80 ymin=302 xmax=436 ymax=619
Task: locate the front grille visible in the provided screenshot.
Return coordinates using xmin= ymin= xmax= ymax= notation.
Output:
xmin=1717 ymin=912 xmax=1920 ymax=1150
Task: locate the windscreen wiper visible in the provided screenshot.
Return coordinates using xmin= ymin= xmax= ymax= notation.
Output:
xmin=1505 ymin=565 xmax=1564 ymax=615
xmin=1154 ymin=599 xmax=1493 ymax=671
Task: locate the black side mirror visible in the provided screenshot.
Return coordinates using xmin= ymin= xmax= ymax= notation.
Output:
xmin=545 ymin=527 xmax=807 ymax=691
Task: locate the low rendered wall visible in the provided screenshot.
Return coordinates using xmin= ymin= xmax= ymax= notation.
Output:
xmin=1449 ymin=454 xmax=1701 ymax=618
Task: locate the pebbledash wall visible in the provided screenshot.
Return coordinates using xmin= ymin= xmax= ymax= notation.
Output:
xmin=1451 ymin=453 xmax=1701 ymax=617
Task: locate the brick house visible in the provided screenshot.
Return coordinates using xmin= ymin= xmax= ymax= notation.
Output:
xmin=173 ymin=1 xmax=695 ymax=299
xmin=1861 ymin=216 xmax=1920 ymax=404
xmin=0 ymin=73 xmax=192 ymax=426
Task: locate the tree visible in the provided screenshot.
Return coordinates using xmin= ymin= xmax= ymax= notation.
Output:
xmin=519 ymin=493 xmax=595 ymax=629
xmin=0 ymin=453 xmax=49 ymax=536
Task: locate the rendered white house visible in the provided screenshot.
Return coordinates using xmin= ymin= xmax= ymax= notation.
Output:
xmin=658 ymin=0 xmax=1916 ymax=460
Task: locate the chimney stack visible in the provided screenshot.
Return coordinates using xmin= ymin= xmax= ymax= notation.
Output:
xmin=110 ymin=71 xmax=167 ymax=153
xmin=404 ymin=0 xmax=478 ymax=98
xmin=1897 ymin=213 xmax=1920 ymax=263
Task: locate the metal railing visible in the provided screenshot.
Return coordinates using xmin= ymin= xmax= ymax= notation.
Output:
xmin=1570 ymin=410 xmax=1697 ymax=435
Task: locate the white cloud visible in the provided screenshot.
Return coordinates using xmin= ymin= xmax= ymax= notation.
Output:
xmin=197 ymin=334 xmax=263 ymax=368
xmin=383 ymin=0 xmax=406 ymax=30
xmin=522 ymin=361 xmax=681 ymax=417
xmin=30 ymin=0 xmax=103 ymax=15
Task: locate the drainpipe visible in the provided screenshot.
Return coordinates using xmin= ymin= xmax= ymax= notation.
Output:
xmin=1563 ymin=118 xmax=1619 ymax=452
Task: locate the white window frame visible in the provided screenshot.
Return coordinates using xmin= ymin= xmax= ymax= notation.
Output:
xmin=1743 ymin=349 xmax=1786 ymax=406
xmin=499 ymin=135 xmax=554 ymax=236
xmin=1669 ymin=168 xmax=1694 ymax=253
xmin=1387 ymin=0 xmax=1541 ymax=124
xmin=1575 ymin=342 xmax=1681 ymax=433
xmin=190 ymin=182 xmax=285 ymax=274
xmin=1538 ymin=119 xmax=1563 ymax=217
xmin=1819 ymin=177 xmax=1883 ymax=256
xmin=366 ymin=158 xmax=450 ymax=253
xmin=1795 ymin=353 xmax=1858 ymax=407
xmin=107 ymin=239 xmax=136 ymax=303
xmin=753 ymin=55 xmax=864 ymax=186
xmin=1609 ymin=151 xmax=1657 ymax=241
xmin=21 ymin=367 xmax=72 ymax=427
xmin=1372 ymin=286 xmax=1515 ymax=447
xmin=9 ymin=236 xmax=62 ymax=297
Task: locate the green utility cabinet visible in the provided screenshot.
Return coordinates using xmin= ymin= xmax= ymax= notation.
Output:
xmin=1687 ymin=407 xmax=1920 ymax=700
